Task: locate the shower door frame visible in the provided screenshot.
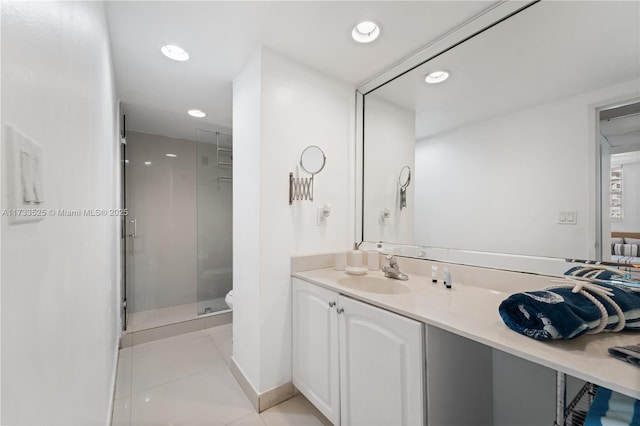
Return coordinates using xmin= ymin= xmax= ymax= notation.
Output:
xmin=119 ymin=114 xmax=128 ymax=331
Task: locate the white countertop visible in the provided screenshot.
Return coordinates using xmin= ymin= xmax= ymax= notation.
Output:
xmin=293 ymin=267 xmax=640 ymax=399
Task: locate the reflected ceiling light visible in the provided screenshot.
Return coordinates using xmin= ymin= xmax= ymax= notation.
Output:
xmin=160 ymin=44 xmax=189 ymax=61
xmin=425 ymin=71 xmax=450 ymax=84
xmin=165 ymin=154 xmax=177 ymax=158
xmin=187 ymin=109 xmax=207 ymax=118
xmin=352 ymin=21 xmax=380 ymax=43
xmin=144 ymin=161 xmax=152 ymax=166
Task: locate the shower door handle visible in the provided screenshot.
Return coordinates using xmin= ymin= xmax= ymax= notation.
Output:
xmin=128 ymin=219 xmax=138 ymax=238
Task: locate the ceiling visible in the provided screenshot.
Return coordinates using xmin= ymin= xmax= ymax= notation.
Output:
xmin=368 ymin=1 xmax=640 ymax=140
xmin=104 ymin=1 xmax=496 ymax=142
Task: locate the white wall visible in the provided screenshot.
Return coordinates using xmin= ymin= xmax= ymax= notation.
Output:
xmin=414 ymin=80 xmax=639 ymax=259
xmin=232 ymin=47 xmax=263 ymax=390
xmin=233 ymin=47 xmax=354 ymax=394
xmin=363 ymin=95 xmax=415 ymax=244
xmin=1 ymin=2 xmax=119 ymax=425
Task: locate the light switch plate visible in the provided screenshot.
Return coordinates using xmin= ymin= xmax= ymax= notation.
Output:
xmin=4 ymin=125 xmax=45 ymax=224
xmin=557 ymin=210 xmax=577 ymax=225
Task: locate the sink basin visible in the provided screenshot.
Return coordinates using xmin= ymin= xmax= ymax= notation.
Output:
xmin=337 ymin=276 xmax=410 ymax=294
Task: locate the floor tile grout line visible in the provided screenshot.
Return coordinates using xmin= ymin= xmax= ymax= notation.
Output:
xmin=130 ymin=330 xmax=217 ymax=355
xmin=208 ymin=332 xmax=231 ymax=357
xmin=124 ymin=365 xmax=259 ymax=426
xmin=204 ymin=331 xmax=233 ymax=367
xmin=125 ymin=346 xmax=133 ymax=426
xmin=125 ymin=357 xmax=243 ymax=401
xmin=223 ymin=412 xmax=266 ymax=426
xmin=118 ymin=344 xmax=226 ymax=399
xmin=113 ymin=324 xmax=238 ymax=426
xmin=113 ymin=347 xmax=134 ymax=412
xmin=114 ymin=326 xmax=329 ymax=426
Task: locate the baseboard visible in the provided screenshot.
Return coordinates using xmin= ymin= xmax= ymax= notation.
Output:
xmin=106 ymin=338 xmax=120 ymax=426
xmin=230 ymin=356 xmax=295 ymax=412
xmin=119 ymin=311 xmax=232 ymax=348
xmin=230 ymin=356 xmax=259 ymax=411
xmin=258 ymin=381 xmax=296 ymax=412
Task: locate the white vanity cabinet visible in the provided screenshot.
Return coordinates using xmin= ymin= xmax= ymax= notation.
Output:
xmin=292 ymin=277 xmax=425 ymax=426
xmin=338 ymin=294 xmax=425 ymax=426
xmin=292 ymin=277 xmax=340 ymax=425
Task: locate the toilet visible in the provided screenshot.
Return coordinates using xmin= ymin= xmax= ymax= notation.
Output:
xmin=225 ymin=290 xmax=234 ymax=309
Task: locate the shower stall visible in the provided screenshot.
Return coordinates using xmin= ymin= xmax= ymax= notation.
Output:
xmin=122 ymin=129 xmax=232 ymax=332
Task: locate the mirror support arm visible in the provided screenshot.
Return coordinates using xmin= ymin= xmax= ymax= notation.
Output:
xmin=289 ymin=172 xmax=314 ymax=204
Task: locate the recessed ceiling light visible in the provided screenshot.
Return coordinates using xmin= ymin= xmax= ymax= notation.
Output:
xmin=166 ymin=154 xmax=177 ymax=158
xmin=425 ymin=71 xmax=450 ymax=84
xmin=161 ymin=44 xmax=189 ymax=61
xmin=352 ymin=21 xmax=380 ymax=43
xmin=188 ymin=109 xmax=207 ymax=118
xmin=144 ymin=161 xmax=152 ymax=166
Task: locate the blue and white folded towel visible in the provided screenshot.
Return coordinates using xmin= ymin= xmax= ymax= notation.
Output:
xmin=609 ymin=344 xmax=640 ymax=368
xmin=498 ymin=267 xmax=640 ymax=340
xmin=585 ymin=387 xmax=640 ymax=426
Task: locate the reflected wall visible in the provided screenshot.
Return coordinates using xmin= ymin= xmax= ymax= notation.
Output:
xmin=361 ymin=1 xmax=640 ymax=264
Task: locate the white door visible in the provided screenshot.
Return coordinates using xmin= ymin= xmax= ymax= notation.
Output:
xmin=338 ymin=295 xmax=425 ymax=426
xmin=292 ymin=278 xmax=340 ymax=425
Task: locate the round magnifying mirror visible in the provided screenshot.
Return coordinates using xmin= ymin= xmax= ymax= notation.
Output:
xmin=399 ymin=166 xmax=411 ymax=189
xmin=300 ymin=145 xmax=326 ymax=175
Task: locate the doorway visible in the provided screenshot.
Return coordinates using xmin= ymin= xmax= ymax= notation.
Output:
xmin=598 ymin=101 xmax=640 ymax=262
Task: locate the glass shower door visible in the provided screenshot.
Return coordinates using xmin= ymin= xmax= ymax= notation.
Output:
xmin=196 ymin=131 xmax=233 ymax=315
xmin=124 ymin=131 xmax=198 ymax=330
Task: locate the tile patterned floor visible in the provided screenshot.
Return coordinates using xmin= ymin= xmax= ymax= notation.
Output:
xmin=112 ymin=323 xmax=331 ymax=426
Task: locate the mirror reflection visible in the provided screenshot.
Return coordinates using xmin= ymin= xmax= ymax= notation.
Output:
xmin=363 ymin=1 xmax=640 ymax=264
xmin=300 ymin=145 xmax=326 ymax=175
xmin=399 ymin=166 xmax=411 ymax=210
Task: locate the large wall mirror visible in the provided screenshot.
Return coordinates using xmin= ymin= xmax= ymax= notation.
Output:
xmin=359 ymin=1 xmax=640 ymax=273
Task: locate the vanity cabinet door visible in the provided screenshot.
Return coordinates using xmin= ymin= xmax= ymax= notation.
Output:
xmin=292 ymin=278 xmax=340 ymax=425
xmin=338 ymin=295 xmax=425 ymax=426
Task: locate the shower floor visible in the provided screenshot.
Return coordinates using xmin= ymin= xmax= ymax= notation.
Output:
xmin=127 ymin=298 xmax=229 ymax=332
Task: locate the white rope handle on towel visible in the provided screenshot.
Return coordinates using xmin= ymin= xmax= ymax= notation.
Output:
xmin=568 ymin=266 xmax=640 ymax=291
xmin=548 ymin=279 xmax=626 ymax=334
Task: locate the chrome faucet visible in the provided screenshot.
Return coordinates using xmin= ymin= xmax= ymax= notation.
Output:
xmin=382 ymin=255 xmax=409 ymax=281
